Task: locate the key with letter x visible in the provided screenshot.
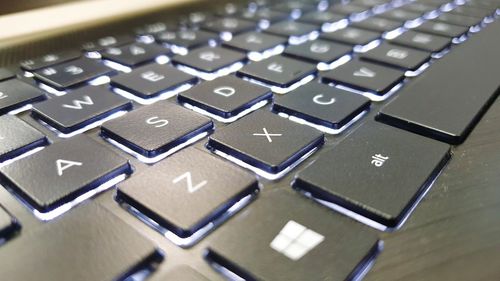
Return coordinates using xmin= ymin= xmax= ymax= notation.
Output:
xmin=0 ymin=134 xmax=130 ymax=219
xmin=117 ymin=147 xmax=258 ymax=247
xmin=207 ymin=110 xmax=324 ymax=179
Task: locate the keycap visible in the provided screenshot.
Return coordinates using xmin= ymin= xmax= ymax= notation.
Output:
xmin=0 ymin=68 xmax=15 ymax=81
xmin=33 ymin=58 xmax=114 ymax=90
xmin=264 ymin=21 xmax=318 ymax=39
xmin=238 ymin=8 xmax=288 ymax=24
xmin=0 ymin=115 xmax=47 ymax=162
xmin=389 ymin=30 xmax=451 ymax=52
xmin=172 ymin=46 xmax=246 ymax=78
xmin=273 ymin=82 xmax=370 ymax=132
xmin=450 ymin=5 xmax=494 ymax=18
xmin=202 ymin=17 xmax=256 ymax=36
xmin=352 ymin=0 xmax=390 ymax=8
xmin=0 ymin=205 xmax=19 ymax=241
xmin=330 ymin=3 xmax=369 ymax=16
xmin=101 ymin=101 xmax=213 ymax=159
xmin=0 ymin=203 xmax=163 ymax=281
xmin=135 ymin=21 xmax=177 ymax=36
xmin=236 ymin=55 xmax=316 ymax=91
xmin=207 ymin=110 xmax=324 ymax=177
xmin=156 ymin=30 xmax=218 ymax=51
xmin=378 ymin=8 xmax=422 ymax=22
xmin=360 ymin=42 xmax=431 ymax=71
xmin=149 ymin=266 xmax=210 ymax=281
xmin=111 ymin=63 xmax=197 ymax=99
xmin=413 ymin=21 xmax=469 ymax=37
xmin=178 ymin=76 xmax=272 ymax=121
xmin=284 ymin=39 xmax=352 ymax=64
xmin=297 ymin=11 xmax=345 ymax=27
xmin=321 ymin=27 xmax=380 ymax=46
xmin=222 ymin=31 xmax=287 ymax=54
xmin=20 ymin=50 xmax=80 ymax=71
xmin=0 ymin=135 xmax=130 ymax=213
xmin=101 ymin=42 xmax=169 ymax=67
xmin=117 ymin=147 xmax=258 ymax=242
xmin=401 ymin=2 xmax=439 ymax=14
xmin=321 ymin=59 xmax=404 ymax=95
xmin=294 ymin=121 xmax=450 ymax=228
xmin=206 ymin=190 xmax=381 ymax=281
xmin=351 ymin=17 xmax=403 ymax=33
xmin=0 ymin=79 xmax=45 ymax=115
xmin=273 ymin=1 xmax=316 ymax=15
xmin=434 ymin=12 xmax=483 ymax=27
xmin=82 ymin=34 xmax=135 ymax=52
xmin=378 ymin=19 xmax=500 ymax=144
xmin=32 ymin=86 xmax=131 ymax=134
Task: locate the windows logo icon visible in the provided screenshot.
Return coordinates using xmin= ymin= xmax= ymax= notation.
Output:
xmin=270 ymin=220 xmax=325 ymax=261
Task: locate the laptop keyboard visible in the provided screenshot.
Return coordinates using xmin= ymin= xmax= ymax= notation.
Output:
xmin=0 ymin=0 xmax=499 ymax=280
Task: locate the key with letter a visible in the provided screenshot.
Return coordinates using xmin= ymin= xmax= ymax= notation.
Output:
xmin=0 ymin=134 xmax=130 ymax=217
xmin=32 ymin=85 xmax=131 ymax=134
xmin=117 ymin=147 xmax=258 ymax=246
xmin=293 ymin=121 xmax=450 ymax=229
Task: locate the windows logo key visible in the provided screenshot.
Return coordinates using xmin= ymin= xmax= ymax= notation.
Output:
xmin=270 ymin=220 xmax=325 ymax=261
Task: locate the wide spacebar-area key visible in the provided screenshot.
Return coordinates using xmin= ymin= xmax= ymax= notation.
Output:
xmin=377 ymin=20 xmax=500 ymax=145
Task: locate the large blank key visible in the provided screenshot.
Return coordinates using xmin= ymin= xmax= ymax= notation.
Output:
xmin=294 ymin=122 xmax=450 ymax=229
xmin=117 ymin=147 xmax=258 ymax=246
xmin=0 ymin=203 xmax=164 ymax=281
xmin=207 ymin=110 xmax=324 ymax=179
xmin=377 ymin=20 xmax=500 ymax=144
xmin=0 ymin=135 xmax=130 ymax=217
xmin=206 ymin=190 xmax=381 ymax=281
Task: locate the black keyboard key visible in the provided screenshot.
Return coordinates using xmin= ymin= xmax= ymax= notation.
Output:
xmin=377 ymin=19 xmax=500 ymax=144
xmin=351 ymin=17 xmax=403 ymax=33
xmin=402 ymin=2 xmax=439 ymax=14
xmin=273 ymin=82 xmax=370 ymax=133
xmin=117 ymin=147 xmax=258 ymax=244
xmin=321 ymin=27 xmax=380 ymax=46
xmin=178 ymin=76 xmax=272 ymax=121
xmin=413 ymin=21 xmax=469 ymax=37
xmin=0 ymin=135 xmax=130 ymax=215
xmin=82 ymin=34 xmax=135 ymax=52
xmin=156 ymin=30 xmax=218 ymax=52
xmin=284 ymin=39 xmax=352 ymax=66
xmin=435 ymin=12 xmax=483 ymax=27
xmin=450 ymin=5 xmax=494 ymax=18
xmin=0 ymin=68 xmax=15 ymax=81
xmin=149 ymin=266 xmax=210 ymax=281
xmin=0 ymin=203 xmax=163 ymax=281
xmin=294 ymin=121 xmax=450 ymax=228
xmin=273 ymin=1 xmax=316 ymax=16
xmin=298 ymin=11 xmax=346 ymax=27
xmin=330 ymin=3 xmax=370 ymax=16
xmin=101 ymin=101 xmax=213 ymax=160
xmin=321 ymin=59 xmax=404 ymax=97
xmin=223 ymin=31 xmax=287 ymax=56
xmin=111 ymin=64 xmax=197 ymax=100
xmin=202 ymin=17 xmax=256 ymax=37
xmin=264 ymin=21 xmax=319 ymax=42
xmin=101 ymin=42 xmax=169 ymax=67
xmin=33 ymin=58 xmax=113 ymax=90
xmin=389 ymin=30 xmax=451 ymax=52
xmin=0 ymin=115 xmax=47 ymax=163
xmin=20 ymin=50 xmax=81 ymax=71
xmin=237 ymin=55 xmax=316 ymax=93
xmin=378 ymin=8 xmax=422 ymax=22
xmin=32 ymin=86 xmax=131 ymax=134
xmin=238 ymin=8 xmax=288 ymax=25
xmin=207 ymin=110 xmax=324 ymax=178
xmin=360 ymin=42 xmax=431 ymax=71
xmin=0 ymin=79 xmax=45 ymax=115
xmin=206 ymin=190 xmax=381 ymax=281
xmin=135 ymin=21 xmax=177 ymax=36
xmin=172 ymin=46 xmax=246 ymax=80
xmin=0 ymin=205 xmax=19 ymax=242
